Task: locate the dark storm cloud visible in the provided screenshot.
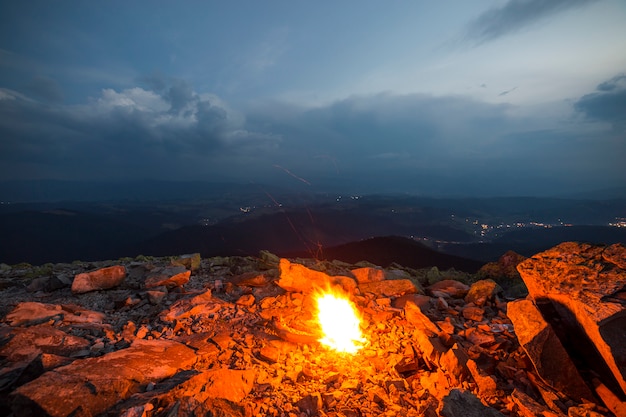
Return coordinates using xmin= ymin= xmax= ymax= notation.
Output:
xmin=25 ymin=75 xmax=63 ymax=102
xmin=465 ymin=0 xmax=599 ymax=44
xmin=575 ymin=73 xmax=626 ymax=129
xmin=245 ymin=91 xmax=625 ymax=194
xmin=1 ymin=83 xmax=621 ymax=195
xmin=245 ymin=92 xmax=521 ymax=187
xmin=167 ymin=79 xmax=195 ymax=113
xmin=0 ymin=82 xmax=280 ymax=180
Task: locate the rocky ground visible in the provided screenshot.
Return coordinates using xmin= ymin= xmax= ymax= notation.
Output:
xmin=0 ymin=243 xmax=625 ymax=417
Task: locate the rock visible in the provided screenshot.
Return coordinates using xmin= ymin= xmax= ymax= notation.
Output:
xmin=231 ymin=271 xmax=270 ymax=287
xmin=71 ymin=265 xmax=126 ymax=294
xmin=427 ymin=279 xmax=470 ymax=298
xmin=5 ymin=302 xmax=63 ymax=326
xmin=277 ymin=258 xmax=356 ymax=293
xmin=507 ymin=299 xmax=594 ymax=402
xmin=146 ymin=290 xmax=166 ymax=305
xmin=26 ymin=276 xmax=67 ymax=293
xmin=404 ymin=301 xmax=441 ymax=334
xmin=0 ymin=354 xmax=45 ymax=393
xmin=438 ymin=344 xmax=469 ymax=384
xmin=462 ymin=306 xmax=485 ymax=321
xmin=170 ymin=253 xmax=201 ymax=271
xmin=510 ymin=388 xmax=557 ymax=417
xmin=193 ymin=368 xmax=255 ymax=403
xmin=392 ymin=294 xmax=432 ymax=312
xmin=5 ymin=302 xmax=106 ymax=327
xmin=567 ymin=406 xmax=606 ymax=417
xmin=359 ymin=279 xmax=419 ymax=297
xmin=439 ymin=389 xmax=506 ymax=417
xmin=466 ymin=359 xmax=498 ymax=397
xmin=592 ymin=378 xmax=626 ymax=417
xmin=465 ymin=279 xmax=501 ymax=306
xmin=350 ymin=267 xmax=385 ymax=283
xmin=259 ymin=250 xmax=280 ymax=267
xmin=478 ymin=250 xmax=526 ymax=281
xmin=296 ymin=393 xmax=322 ymax=415
xmin=235 ymin=294 xmax=255 ymax=306
xmin=160 ymin=290 xmax=225 ymax=322
xmin=145 ymin=266 xmax=191 ymax=289
xmin=517 ymin=242 xmax=626 ymax=397
xmin=11 ymin=339 xmax=197 ymax=417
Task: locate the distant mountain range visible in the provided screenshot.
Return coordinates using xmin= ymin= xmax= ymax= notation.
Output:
xmin=283 ymin=236 xmax=485 ymax=272
xmin=1 ymin=185 xmax=625 ymax=268
xmin=1 ymin=180 xmax=625 ymax=202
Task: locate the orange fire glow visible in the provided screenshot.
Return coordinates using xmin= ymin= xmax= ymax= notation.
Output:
xmin=316 ymin=290 xmax=365 ymax=354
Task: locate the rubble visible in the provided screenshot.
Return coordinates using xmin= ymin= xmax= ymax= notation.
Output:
xmin=0 ymin=244 xmax=624 ymax=416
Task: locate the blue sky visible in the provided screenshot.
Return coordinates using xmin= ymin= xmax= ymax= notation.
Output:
xmin=1 ymin=0 xmax=625 ymax=196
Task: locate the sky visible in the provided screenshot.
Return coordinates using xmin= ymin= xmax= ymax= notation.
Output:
xmin=1 ymin=0 xmax=625 ymax=197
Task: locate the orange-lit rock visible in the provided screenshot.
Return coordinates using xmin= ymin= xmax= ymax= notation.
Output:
xmin=145 ymin=265 xmax=191 ymax=288
xmin=359 ymin=278 xmax=419 ymax=297
xmin=71 ymin=265 xmax=126 ymax=293
xmin=170 ymin=252 xmax=201 ymax=271
xmin=192 ymin=368 xmax=256 ymax=403
xmin=11 ymin=339 xmax=197 ymax=417
xmin=5 ymin=302 xmax=62 ymax=326
xmin=0 ymin=325 xmax=90 ymax=362
xmin=277 ymin=258 xmax=356 ymax=293
xmin=427 ymin=279 xmax=470 ymax=298
xmin=507 ymin=299 xmax=594 ymax=402
xmin=517 ymin=242 xmax=626 ymax=397
xmin=350 ymin=266 xmax=386 ymax=283
xmin=465 ymin=279 xmax=501 ymax=306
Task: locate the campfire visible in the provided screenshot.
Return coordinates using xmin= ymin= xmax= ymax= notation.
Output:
xmin=315 ymin=289 xmax=366 ymax=354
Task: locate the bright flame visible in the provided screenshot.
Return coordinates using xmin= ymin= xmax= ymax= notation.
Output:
xmin=316 ymin=291 xmax=365 ymax=354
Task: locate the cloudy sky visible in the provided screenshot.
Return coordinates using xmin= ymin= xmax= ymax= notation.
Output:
xmin=1 ymin=0 xmax=625 ymax=196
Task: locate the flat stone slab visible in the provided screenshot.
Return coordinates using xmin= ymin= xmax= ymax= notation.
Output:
xmin=11 ymin=339 xmax=197 ymax=417
xmin=517 ymin=242 xmax=626 ymax=396
xmin=507 ymin=299 xmax=594 ymax=402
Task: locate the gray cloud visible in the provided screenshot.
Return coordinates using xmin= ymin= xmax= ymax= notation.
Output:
xmin=1 ymin=83 xmax=622 ymax=195
xmin=0 ymin=82 xmax=280 ymax=181
xmin=465 ymin=0 xmax=599 ymax=44
xmin=575 ymin=73 xmax=626 ymax=130
xmin=245 ymin=92 xmax=624 ymax=194
xmin=25 ymin=75 xmax=63 ymax=102
xmin=167 ymin=79 xmax=194 ymax=113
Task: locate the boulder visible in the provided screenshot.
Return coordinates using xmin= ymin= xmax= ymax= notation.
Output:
xmin=277 ymin=258 xmax=356 ymax=293
xmin=5 ymin=302 xmax=105 ymax=327
xmin=350 ymin=267 xmax=386 ymax=283
xmin=359 ymin=279 xmax=419 ymax=297
xmin=507 ymin=299 xmax=593 ymax=402
xmin=71 ymin=265 xmax=126 ymax=294
xmin=0 ymin=325 xmax=90 ymax=362
xmin=427 ymin=279 xmax=470 ymax=298
xmin=517 ymin=242 xmax=626 ymax=396
xmin=11 ymin=339 xmax=197 ymax=417
xmin=465 ymin=279 xmax=501 ymax=306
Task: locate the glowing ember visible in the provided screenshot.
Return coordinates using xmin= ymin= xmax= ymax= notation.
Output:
xmin=316 ymin=291 xmax=365 ymax=354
